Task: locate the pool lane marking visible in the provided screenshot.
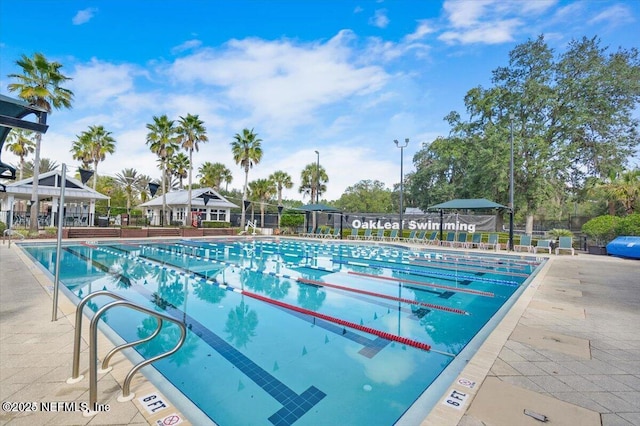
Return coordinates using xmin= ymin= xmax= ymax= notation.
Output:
xmin=73 ymin=246 xmax=328 ymax=425
xmin=296 ymin=278 xmax=468 ymax=316
xmin=332 ymin=259 xmax=520 ymax=287
xmin=93 ymin=244 xmax=447 ymax=354
xmin=347 ymin=271 xmax=495 ymax=297
xmin=408 ymin=258 xmax=530 ymax=277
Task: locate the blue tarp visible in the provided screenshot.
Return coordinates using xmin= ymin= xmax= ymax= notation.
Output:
xmin=606 ymin=236 xmax=640 ymax=260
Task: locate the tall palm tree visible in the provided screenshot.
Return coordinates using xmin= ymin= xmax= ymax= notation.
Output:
xmin=136 ymin=174 xmax=153 ymax=203
xmin=70 ymin=131 xmax=93 ymax=169
xmin=299 ymin=162 xmax=328 ymax=202
xmin=5 ymin=129 xmax=35 ymax=180
xmin=231 ymin=128 xmax=263 ymax=229
xmin=8 ymin=52 xmax=73 ymax=231
xmin=198 ymin=161 xmax=232 ymax=191
xmin=22 ymin=157 xmax=59 ymax=178
xmin=70 ymin=125 xmax=116 ymax=189
xmin=248 ymin=178 xmax=276 ymax=227
xmin=269 ymin=170 xmax=293 ymax=227
xmin=146 ymin=115 xmax=179 ymax=226
xmin=600 ymin=169 xmax=640 ymax=215
xmin=177 ymin=114 xmax=208 ymax=225
xmin=115 ymin=168 xmax=141 ymax=213
xmin=168 ymin=152 xmax=190 ymax=189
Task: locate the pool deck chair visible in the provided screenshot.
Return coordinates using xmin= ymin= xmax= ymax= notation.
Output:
xmin=402 ymin=230 xmax=416 ymax=243
xmin=480 ymin=233 xmax=501 ymax=251
xmin=533 ymin=239 xmax=552 ymax=254
xmin=360 ymin=228 xmax=373 ymax=240
xmin=443 ymin=232 xmax=456 ymax=247
xmin=348 ymin=228 xmax=359 ymax=239
xmin=301 ymin=226 xmax=314 ymax=237
xmin=374 ymin=229 xmax=385 ymax=240
xmin=555 ymin=236 xmax=575 ymax=255
xmin=326 ymin=227 xmax=341 ymax=239
xmin=411 ymin=230 xmax=426 ymax=244
xmin=424 ymin=231 xmax=439 ymax=245
xmin=468 ymin=233 xmax=482 ymax=249
xmin=514 ymin=235 xmax=533 ymax=252
xmin=386 ymin=229 xmax=399 ymax=242
xmin=452 ymin=232 xmax=468 ymax=248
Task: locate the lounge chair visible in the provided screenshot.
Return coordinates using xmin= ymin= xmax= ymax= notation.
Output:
xmin=360 ymin=229 xmax=373 ymax=240
xmin=374 ymin=229 xmax=385 ymax=240
xmin=386 ymin=229 xmax=399 ymax=242
xmin=514 ymin=235 xmax=533 ymax=252
xmin=410 ymin=230 xmax=426 ymax=243
xmin=480 ymin=233 xmax=500 ymax=250
xmin=555 ymin=236 xmax=575 ymax=255
xmin=301 ymin=226 xmax=314 ymax=237
xmin=452 ymin=232 xmax=468 ymax=248
xmin=533 ymin=239 xmax=552 ymax=254
xmin=424 ymin=231 xmax=439 ymax=245
xmin=443 ymin=232 xmax=456 ymax=247
xmin=326 ymin=227 xmax=341 ymax=239
xmin=402 ymin=230 xmax=416 ymax=243
xmin=468 ymin=233 xmax=482 ymax=249
xmin=347 ymin=228 xmax=359 ymax=239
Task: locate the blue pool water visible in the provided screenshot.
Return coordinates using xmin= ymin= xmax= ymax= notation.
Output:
xmin=22 ymin=238 xmax=544 ymax=425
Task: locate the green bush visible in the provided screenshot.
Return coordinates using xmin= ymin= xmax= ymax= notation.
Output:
xmin=615 ymin=213 xmax=640 ymax=236
xmin=280 ymin=212 xmax=305 ymax=228
xmin=202 ymin=221 xmax=231 ymax=228
xmin=0 ymin=221 xmax=6 ymax=234
xmin=548 ymin=228 xmax=573 ymax=238
xmin=581 ymin=215 xmax=620 ymax=245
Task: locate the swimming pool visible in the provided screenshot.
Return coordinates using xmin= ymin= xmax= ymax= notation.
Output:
xmin=21 ymin=238 xmax=544 ymax=425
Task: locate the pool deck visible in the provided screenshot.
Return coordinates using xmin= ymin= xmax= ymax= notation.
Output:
xmin=1 ymin=237 xmax=639 ymax=426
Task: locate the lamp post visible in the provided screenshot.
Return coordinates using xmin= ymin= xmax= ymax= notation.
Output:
xmin=509 ymin=113 xmax=515 ymax=251
xmin=394 ymin=138 xmax=409 ymax=238
xmin=314 ymin=150 xmax=320 ymax=204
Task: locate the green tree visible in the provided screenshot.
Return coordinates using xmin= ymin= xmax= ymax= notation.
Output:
xmin=167 ymin=152 xmax=190 ymax=189
xmin=198 ymin=161 xmax=232 ymax=191
xmin=8 ymin=52 xmax=73 ymax=231
xmin=115 ymin=168 xmax=141 ymax=213
xmin=177 ymin=114 xmax=208 ymax=224
xmin=4 ymin=129 xmax=35 ymax=180
xmin=70 ymin=125 xmax=116 ymax=189
xmin=248 ymin=178 xmax=275 ymax=227
xmin=146 ymin=115 xmax=179 ymax=225
xmin=335 ymin=180 xmax=393 ymax=213
xmin=269 ymin=170 xmax=293 ymax=226
xmin=298 ymin=163 xmax=328 ymax=202
xmin=22 ymin=157 xmax=58 ymax=177
xmin=231 ymin=128 xmax=263 ymax=229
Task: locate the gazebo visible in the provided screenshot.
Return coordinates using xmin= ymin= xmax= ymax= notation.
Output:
xmin=427 ymin=198 xmax=507 ymax=241
xmin=0 ymin=170 xmax=109 ymax=228
xmin=139 ymin=188 xmax=238 ymax=226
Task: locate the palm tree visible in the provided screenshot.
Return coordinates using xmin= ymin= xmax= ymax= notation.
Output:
xmin=231 ymin=128 xmax=263 ymax=229
xmin=136 ymin=174 xmax=153 ymax=204
xmin=22 ymin=158 xmax=59 ymax=178
xmin=299 ymin=162 xmax=328 ymax=202
xmin=248 ymin=178 xmax=275 ymax=227
xmin=269 ymin=170 xmax=293 ymax=227
xmin=8 ymin=52 xmax=73 ymax=231
xmin=5 ymin=129 xmax=35 ymax=180
xmin=601 ymin=169 xmax=640 ymax=215
xmin=198 ymin=161 xmax=232 ymax=191
xmin=177 ymin=114 xmax=208 ymax=225
xmin=115 ymin=168 xmax=141 ymax=213
xmin=168 ymin=152 xmax=190 ymax=189
xmin=146 ymin=115 xmax=179 ymax=226
xmin=70 ymin=125 xmax=116 ymax=189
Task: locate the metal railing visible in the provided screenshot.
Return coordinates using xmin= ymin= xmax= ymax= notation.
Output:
xmin=67 ymin=290 xmax=186 ymax=416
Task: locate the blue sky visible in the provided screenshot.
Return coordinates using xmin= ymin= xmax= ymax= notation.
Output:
xmin=1 ymin=0 xmax=638 ymax=201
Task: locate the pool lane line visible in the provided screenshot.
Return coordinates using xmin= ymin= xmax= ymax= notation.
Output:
xmin=347 ymin=271 xmax=495 ymax=297
xmin=332 ymin=259 xmax=520 ymax=287
xmin=95 ymin=244 xmax=453 ymax=355
xmin=407 ymin=258 xmax=530 ymax=277
xmin=296 ymin=278 xmax=468 ymax=316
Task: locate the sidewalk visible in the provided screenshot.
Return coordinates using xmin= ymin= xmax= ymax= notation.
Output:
xmin=2 ymin=240 xmax=639 ymax=425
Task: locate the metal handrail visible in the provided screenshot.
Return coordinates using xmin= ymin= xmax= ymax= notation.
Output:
xmin=67 ymin=291 xmax=186 ymax=416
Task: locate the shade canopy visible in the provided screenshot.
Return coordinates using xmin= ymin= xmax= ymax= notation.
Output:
xmin=0 ymin=94 xmax=49 ymax=180
xmin=427 ymin=198 xmax=506 ymax=210
xmin=297 ymin=203 xmax=340 ymax=212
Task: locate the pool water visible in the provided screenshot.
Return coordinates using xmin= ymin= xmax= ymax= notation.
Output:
xmin=22 ymin=238 xmax=543 ymax=425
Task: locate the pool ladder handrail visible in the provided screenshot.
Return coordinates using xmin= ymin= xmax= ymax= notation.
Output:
xmin=67 ymin=290 xmax=187 ymax=416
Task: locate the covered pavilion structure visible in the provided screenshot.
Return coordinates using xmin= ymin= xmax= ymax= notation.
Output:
xmin=427 ymin=198 xmax=507 ymax=242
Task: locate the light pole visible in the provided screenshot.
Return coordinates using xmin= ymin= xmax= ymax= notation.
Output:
xmin=314 ymin=150 xmax=320 ymax=204
xmin=509 ymin=113 xmax=515 ymax=251
xmin=394 ymin=138 xmax=409 ymax=238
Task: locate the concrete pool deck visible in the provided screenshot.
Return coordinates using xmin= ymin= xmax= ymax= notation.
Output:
xmin=1 ymin=238 xmax=639 ymax=425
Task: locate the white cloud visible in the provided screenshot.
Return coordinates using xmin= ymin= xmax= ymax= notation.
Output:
xmin=171 ymin=39 xmax=203 ymax=54
xmin=69 ymin=59 xmax=138 ymax=108
xmin=439 ymin=19 xmax=520 ymax=45
xmin=404 ymin=20 xmax=436 ymax=42
xmin=369 ymin=9 xmax=390 ymax=28
xmin=589 ymin=4 xmax=635 ymax=26
xmin=72 ymin=8 xmax=98 ymax=25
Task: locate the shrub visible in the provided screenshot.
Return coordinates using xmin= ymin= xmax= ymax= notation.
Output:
xmin=581 ymin=215 xmax=620 ymax=245
xmin=202 ymin=221 xmax=231 ymax=228
xmin=548 ymin=228 xmax=573 ymax=239
xmin=0 ymin=221 xmax=6 ymax=234
xmin=280 ymin=212 xmax=305 ymax=228
xmin=615 ymin=213 xmax=640 ymax=236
